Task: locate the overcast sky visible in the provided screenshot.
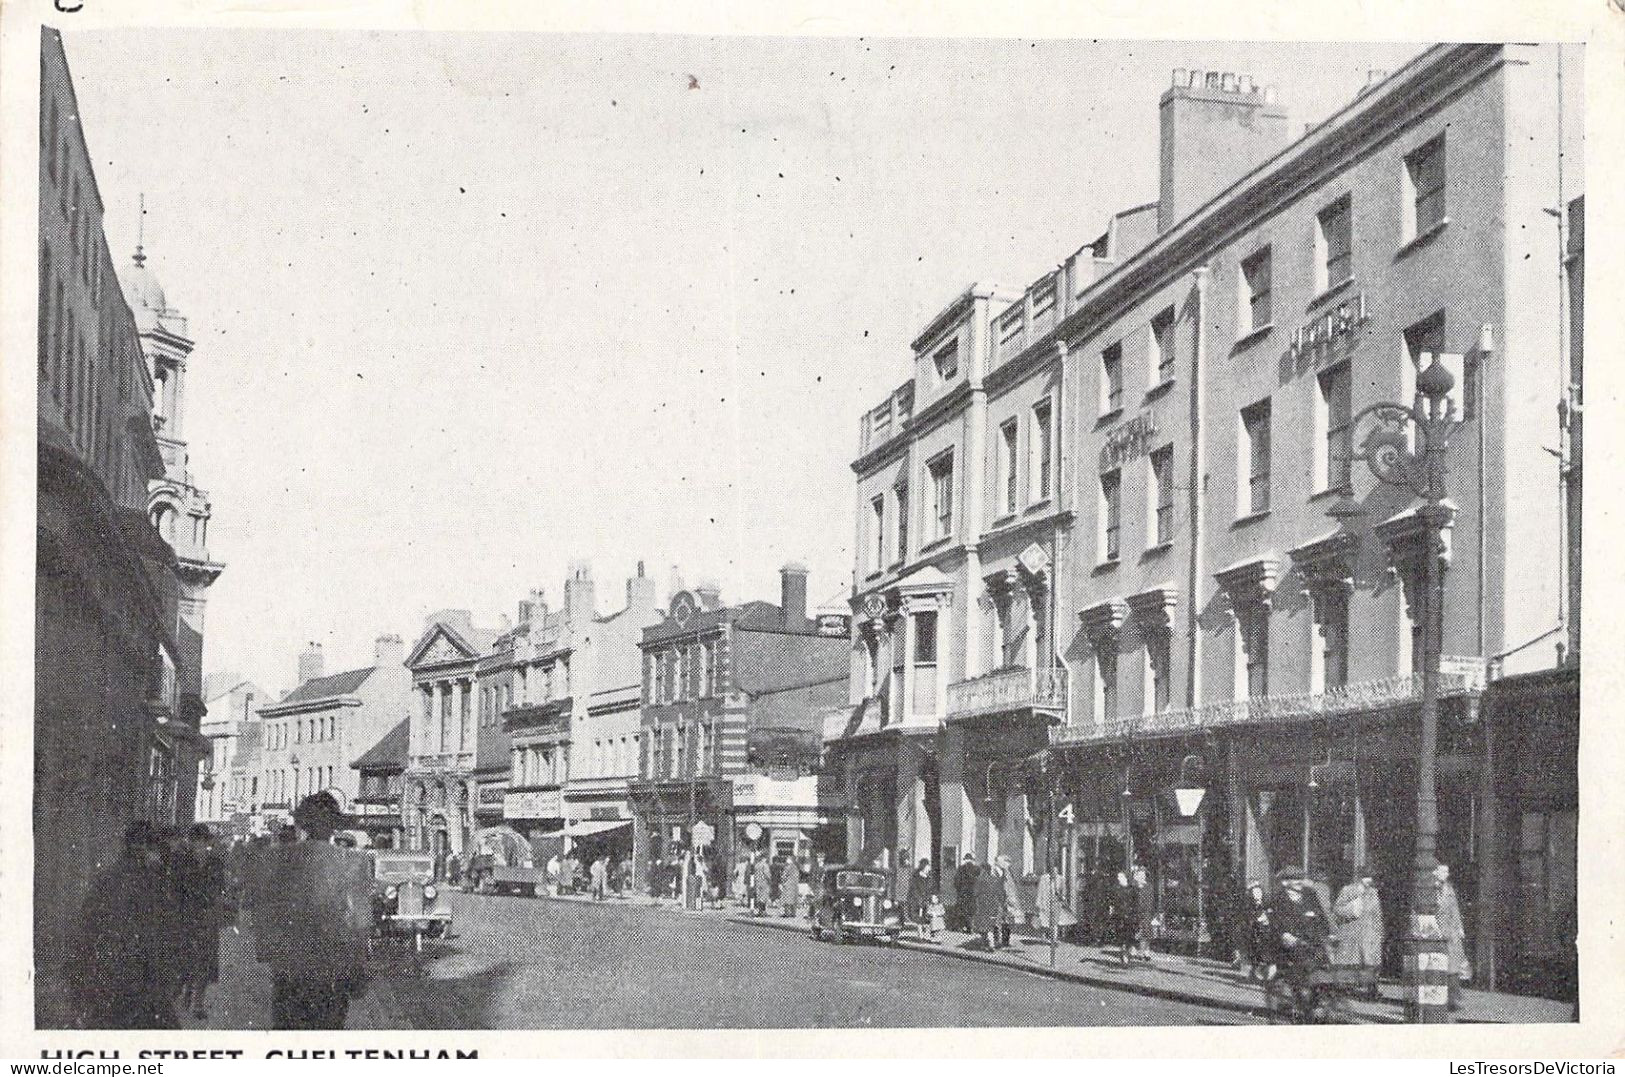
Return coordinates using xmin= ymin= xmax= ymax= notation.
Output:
xmin=63 ymin=32 xmax=1423 ymax=696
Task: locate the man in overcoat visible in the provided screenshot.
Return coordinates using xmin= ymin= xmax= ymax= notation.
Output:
xmin=249 ymin=792 xmax=372 ymax=1029
xmin=1332 ymin=867 xmax=1384 ymax=996
xmin=69 ymin=821 xmax=182 ymax=1028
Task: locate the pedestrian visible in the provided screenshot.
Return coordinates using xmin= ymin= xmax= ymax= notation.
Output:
xmin=546 ymin=853 xmax=561 ymax=896
xmin=68 ymin=821 xmax=182 ymax=1029
xmin=174 ymin=823 xmax=227 ymax=1019
xmin=779 ymin=854 xmax=802 ymax=918
xmin=1034 ymin=863 xmax=1077 ymax=943
xmin=996 ymin=855 xmax=1025 ymax=948
xmin=1267 ymin=869 xmax=1331 ymax=1016
xmin=926 ymin=894 xmax=947 ymax=943
xmin=591 ymin=856 xmax=609 ymax=901
xmin=972 ymin=859 xmax=1004 ymax=950
xmin=752 ymin=855 xmax=773 ymax=916
xmin=1332 ymin=866 xmax=1384 ymax=998
xmin=1106 ymin=869 xmax=1137 ymax=966
xmin=445 ymin=851 xmax=462 ymax=890
xmin=1131 ymin=863 xmax=1155 ymax=963
xmin=732 ymin=857 xmax=749 ymax=906
xmin=1433 ymin=862 xmax=1470 ymax=1011
xmin=1241 ymin=880 xmax=1273 ymax=979
xmin=909 ymin=858 xmax=934 ymax=933
xmin=954 ymin=854 xmax=981 ymax=934
xmin=249 ymin=792 xmax=373 ymax=1030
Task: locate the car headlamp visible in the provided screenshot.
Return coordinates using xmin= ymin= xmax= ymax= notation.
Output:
xmin=424 ymin=884 xmax=438 ymax=900
xmin=385 ymin=885 xmax=398 ymax=899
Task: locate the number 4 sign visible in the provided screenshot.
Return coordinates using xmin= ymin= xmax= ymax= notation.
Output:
xmin=1057 ymin=803 xmax=1075 ymax=824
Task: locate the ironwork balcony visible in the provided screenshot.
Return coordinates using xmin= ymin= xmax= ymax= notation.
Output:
xmin=1050 ymin=665 xmax=1485 ymax=746
xmin=947 ymin=666 xmax=1068 ymax=721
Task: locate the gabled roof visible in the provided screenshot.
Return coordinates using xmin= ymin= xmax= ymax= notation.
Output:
xmin=351 ymin=717 xmax=410 ymax=771
xmin=269 ymin=667 xmax=373 ymax=708
xmin=406 ymin=620 xmax=490 ymax=668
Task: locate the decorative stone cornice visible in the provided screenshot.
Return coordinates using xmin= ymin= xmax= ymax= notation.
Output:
xmin=1374 ymin=501 xmax=1456 ymax=621
xmin=1289 ymin=530 xmax=1358 ymax=598
xmin=1126 ymin=584 xmax=1180 ymax=635
xmin=1214 ymin=553 xmax=1282 ymax=611
xmin=1079 ymin=598 xmax=1130 ymax=648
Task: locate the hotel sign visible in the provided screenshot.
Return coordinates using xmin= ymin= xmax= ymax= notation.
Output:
xmin=1287 ymin=291 xmax=1369 ymax=369
xmin=1099 ymin=413 xmax=1158 ymax=471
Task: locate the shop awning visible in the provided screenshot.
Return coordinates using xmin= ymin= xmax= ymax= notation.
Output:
xmin=562 ymin=819 xmax=631 ymax=837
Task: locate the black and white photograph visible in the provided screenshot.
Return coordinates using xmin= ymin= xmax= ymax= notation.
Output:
xmin=6 ymin=1 xmax=1615 ymax=1055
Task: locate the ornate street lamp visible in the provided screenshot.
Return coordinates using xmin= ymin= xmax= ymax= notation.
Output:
xmin=1328 ymin=350 xmax=1468 ymax=1024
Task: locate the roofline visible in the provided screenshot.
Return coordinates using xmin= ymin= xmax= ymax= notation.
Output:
xmin=1054 ymin=44 xmax=1479 ymax=348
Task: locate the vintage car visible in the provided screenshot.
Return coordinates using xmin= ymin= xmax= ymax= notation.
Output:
xmin=810 ymin=865 xmax=904 ymax=945
xmin=370 ymin=850 xmax=453 ymax=951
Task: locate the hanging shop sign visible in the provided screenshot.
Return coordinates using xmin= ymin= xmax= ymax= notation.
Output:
xmin=1099 ymin=413 xmax=1158 ymax=472
xmin=1287 ymin=291 xmax=1369 ymax=371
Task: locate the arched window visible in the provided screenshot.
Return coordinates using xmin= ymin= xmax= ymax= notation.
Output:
xmin=151 ymin=503 xmax=177 ymax=541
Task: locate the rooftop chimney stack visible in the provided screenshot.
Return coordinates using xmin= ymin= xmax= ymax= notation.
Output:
xmin=669 ymin=565 xmax=686 ymax=604
xmin=626 ymin=559 xmax=657 ymax=612
xmin=374 ymin=633 xmax=405 ymax=668
xmin=564 ymin=560 xmax=596 ymax=622
xmin=695 ymin=578 xmax=722 ymax=609
xmin=780 ymin=562 xmax=809 ymax=628
xmin=297 ymin=642 xmax=325 ymax=685
xmin=1159 ymin=68 xmax=1289 ymax=233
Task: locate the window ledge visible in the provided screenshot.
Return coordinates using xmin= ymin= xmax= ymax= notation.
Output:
xmin=1092 ymin=558 xmax=1121 ymax=575
xmin=1024 ymin=496 xmax=1053 ymax=515
xmin=1140 ymin=541 xmax=1174 ymax=560
xmin=1231 ymin=509 xmax=1272 ymax=529
xmin=1144 ymin=379 xmax=1176 ymax=402
xmin=1395 ymin=216 xmax=1451 ymax=261
xmin=865 ymin=570 xmax=885 ymax=582
xmin=1306 ymin=276 xmax=1355 ymax=311
xmin=1231 ymin=323 xmax=1274 ymax=352
xmin=1307 ymin=486 xmax=1347 ymax=504
xmin=1095 ymin=406 xmax=1124 ymax=427
xmin=920 ymin=535 xmax=953 ymax=555
xmin=992 ymin=512 xmax=1018 ymax=528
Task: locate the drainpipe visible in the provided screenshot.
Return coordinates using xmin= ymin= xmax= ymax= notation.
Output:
xmin=1187 ymin=266 xmax=1210 ymax=710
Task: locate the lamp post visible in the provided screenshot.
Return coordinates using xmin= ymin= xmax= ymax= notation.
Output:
xmin=1329 ymin=352 xmax=1463 ymax=1023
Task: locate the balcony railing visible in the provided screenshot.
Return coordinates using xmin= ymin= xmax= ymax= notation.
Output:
xmin=947 ymin=666 xmax=1068 ymax=720
xmin=1050 ymin=668 xmax=1484 ymax=746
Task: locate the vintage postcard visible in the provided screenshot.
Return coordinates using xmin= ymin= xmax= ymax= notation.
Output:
xmin=1 ymin=0 xmax=1621 ymax=1060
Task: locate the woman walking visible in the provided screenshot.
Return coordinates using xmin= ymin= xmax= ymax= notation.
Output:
xmin=1332 ymin=867 xmax=1384 ymax=998
xmin=972 ymin=860 xmax=1004 ymax=950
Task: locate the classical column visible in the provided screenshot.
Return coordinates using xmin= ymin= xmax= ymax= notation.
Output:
xmin=900 ymin=608 xmax=917 ymax=728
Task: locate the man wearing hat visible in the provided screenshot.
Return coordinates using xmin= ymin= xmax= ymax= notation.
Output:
xmin=1267 ymin=868 xmax=1331 ymax=1006
xmin=69 ymin=821 xmax=183 ymax=1028
xmin=248 ymin=792 xmax=373 ymax=1029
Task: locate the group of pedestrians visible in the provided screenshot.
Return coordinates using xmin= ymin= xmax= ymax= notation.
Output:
xmin=68 ymin=821 xmax=231 ymax=1029
xmin=1233 ymin=862 xmax=1472 ymax=1010
xmin=69 ymin=792 xmax=377 ymax=1031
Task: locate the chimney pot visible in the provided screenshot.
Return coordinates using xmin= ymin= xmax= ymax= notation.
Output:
xmin=1205 ymin=71 xmax=1221 ymax=88
xmin=1221 ymin=72 xmax=1237 ymax=92
xmin=779 ymin=562 xmax=809 ymax=628
xmin=1172 ymin=67 xmax=1186 ymax=88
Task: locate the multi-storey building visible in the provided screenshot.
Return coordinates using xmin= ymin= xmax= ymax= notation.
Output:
xmin=496 ymin=562 xmax=661 ymax=865
xmin=831 ymin=45 xmax=1579 ymax=997
xmin=255 ymin=636 xmax=413 ymax=834
xmin=34 ymin=28 xmax=200 ymax=1025
xmin=352 ymin=718 xmax=410 ymax=849
xmin=122 ymin=203 xmax=224 ymax=743
xmin=629 ymin=566 xmax=848 ymax=882
xmin=193 ymin=678 xmax=267 ymax=830
xmin=403 ymin=612 xmax=498 ymax=862
xmin=1023 ymin=47 xmax=1578 ymax=991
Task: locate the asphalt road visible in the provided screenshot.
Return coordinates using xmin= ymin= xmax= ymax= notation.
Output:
xmin=370 ymin=892 xmax=1254 ymax=1028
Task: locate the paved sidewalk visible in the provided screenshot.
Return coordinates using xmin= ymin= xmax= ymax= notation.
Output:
xmin=519 ymin=890 xmax=1571 ymax=1025
xmin=717 ymin=911 xmax=1572 ymax=1025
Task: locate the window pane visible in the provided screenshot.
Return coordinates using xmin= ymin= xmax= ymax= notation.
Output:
xmin=1102 ymin=470 xmax=1121 ymax=561
xmin=914 ymin=611 xmax=938 ymax=664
